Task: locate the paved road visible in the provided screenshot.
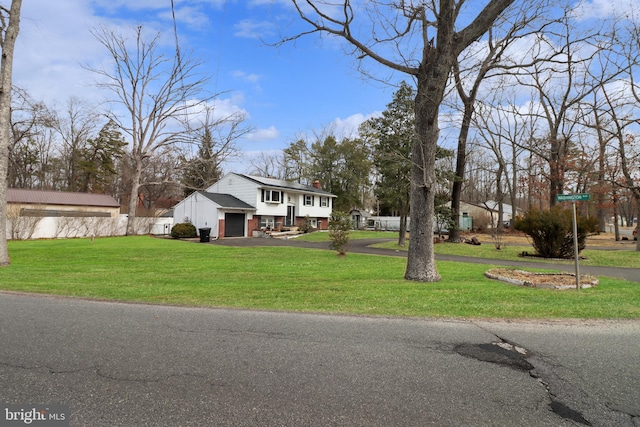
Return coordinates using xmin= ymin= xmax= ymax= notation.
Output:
xmin=1 ymin=293 xmax=638 ymax=426
xmin=211 ymin=237 xmax=640 ymax=283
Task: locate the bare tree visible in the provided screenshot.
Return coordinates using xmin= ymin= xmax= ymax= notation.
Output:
xmin=0 ymin=0 xmax=22 ymax=266
xmin=472 ymin=86 xmax=532 ymax=227
xmin=448 ymin=5 xmax=543 ymax=242
xmin=180 ymin=104 xmax=249 ymax=195
xmin=617 ymin=15 xmax=640 ymax=251
xmin=280 ymin=0 xmax=516 ymax=281
xmin=51 ymin=97 xmax=99 ymax=192
xmin=249 ymin=151 xmax=286 ymax=179
xmin=514 ymin=8 xmax=622 ymax=207
xmin=7 ymin=89 xmax=51 ymax=188
xmin=88 ymin=25 xmax=212 ymax=235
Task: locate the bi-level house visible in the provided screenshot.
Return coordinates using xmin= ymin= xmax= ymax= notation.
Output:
xmin=172 ymin=173 xmax=336 ymax=239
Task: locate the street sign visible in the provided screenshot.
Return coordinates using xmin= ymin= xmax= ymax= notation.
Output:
xmin=556 ymin=193 xmax=590 ymax=202
xmin=555 ymin=193 xmax=591 ymax=290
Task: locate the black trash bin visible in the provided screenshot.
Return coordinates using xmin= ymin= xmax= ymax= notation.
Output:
xmin=199 ymin=227 xmax=211 ymax=242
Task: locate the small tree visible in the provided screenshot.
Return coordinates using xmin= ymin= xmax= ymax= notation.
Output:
xmin=514 ymin=206 xmax=599 ymax=258
xmin=328 ymin=211 xmax=352 ymax=255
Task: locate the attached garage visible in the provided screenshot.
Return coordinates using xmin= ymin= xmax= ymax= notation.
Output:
xmin=173 ymin=192 xmax=254 ymax=239
xmin=224 ymin=213 xmax=245 ymax=237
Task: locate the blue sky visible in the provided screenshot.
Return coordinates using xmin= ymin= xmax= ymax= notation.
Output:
xmin=12 ymin=0 xmax=635 ymax=174
xmin=14 ymin=0 xmax=401 ymax=173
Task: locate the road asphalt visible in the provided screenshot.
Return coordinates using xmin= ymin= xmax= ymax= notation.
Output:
xmin=210 ymin=236 xmax=640 ymax=283
xmin=1 ymin=293 xmax=638 ymax=426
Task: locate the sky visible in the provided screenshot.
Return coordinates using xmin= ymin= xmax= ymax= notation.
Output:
xmin=14 ymin=0 xmax=401 ymax=173
xmin=11 ymin=0 xmax=637 ymax=174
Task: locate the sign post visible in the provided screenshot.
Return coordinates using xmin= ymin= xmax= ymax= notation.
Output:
xmin=556 ymin=194 xmax=590 ymax=291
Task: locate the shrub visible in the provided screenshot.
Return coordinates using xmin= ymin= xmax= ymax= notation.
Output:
xmin=299 ymin=215 xmax=313 ymax=233
xmin=514 ymin=206 xmax=599 ymax=258
xmin=171 ymin=222 xmax=197 ymax=239
xmin=328 ymin=211 xmax=352 ymax=255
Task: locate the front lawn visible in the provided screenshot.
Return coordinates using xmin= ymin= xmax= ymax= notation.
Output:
xmin=0 ymin=236 xmax=638 ymax=319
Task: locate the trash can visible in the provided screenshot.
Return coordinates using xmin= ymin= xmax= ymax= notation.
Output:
xmin=199 ymin=227 xmax=211 ymax=243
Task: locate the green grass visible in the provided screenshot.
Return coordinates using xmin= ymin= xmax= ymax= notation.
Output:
xmin=1 ymin=236 xmax=638 ymax=320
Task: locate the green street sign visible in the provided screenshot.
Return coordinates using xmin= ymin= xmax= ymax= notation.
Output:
xmin=556 ymin=193 xmax=590 ymax=202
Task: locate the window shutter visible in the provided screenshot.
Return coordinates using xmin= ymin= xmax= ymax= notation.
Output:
xmin=280 ymin=191 xmax=284 ymax=204
xmin=261 ymin=190 xmax=265 ymax=202
xmin=312 ymin=196 xmax=315 ymax=206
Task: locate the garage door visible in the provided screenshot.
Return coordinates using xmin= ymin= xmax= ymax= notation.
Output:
xmin=225 ymin=213 xmax=245 ymax=237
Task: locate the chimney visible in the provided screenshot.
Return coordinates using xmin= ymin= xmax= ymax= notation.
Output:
xmin=312 ymin=180 xmax=321 ymax=189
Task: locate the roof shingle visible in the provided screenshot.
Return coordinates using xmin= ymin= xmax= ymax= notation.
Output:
xmin=197 ymin=192 xmax=255 ymax=209
xmin=238 ymin=174 xmax=335 ymax=196
xmin=7 ymin=189 xmax=120 ymax=208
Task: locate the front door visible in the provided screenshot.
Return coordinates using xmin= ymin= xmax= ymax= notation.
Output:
xmin=286 ymin=206 xmax=295 ymax=227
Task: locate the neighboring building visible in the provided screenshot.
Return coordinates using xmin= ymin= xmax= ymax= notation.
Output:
xmin=457 ymin=201 xmax=519 ymax=230
xmin=350 ymin=209 xmax=371 ymax=229
xmin=172 ymin=173 xmax=337 ymax=239
xmin=7 ymin=188 xmax=120 ymax=218
xmin=6 ymin=188 xmax=124 ymax=240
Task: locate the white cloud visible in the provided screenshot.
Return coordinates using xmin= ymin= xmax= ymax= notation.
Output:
xmin=247 ymin=126 xmax=280 ymax=141
xmin=15 ymin=0 xmax=109 ymax=104
xmin=232 ymin=70 xmax=262 ymax=83
xmin=572 ymin=0 xmax=637 ymax=20
xmin=157 ymin=5 xmax=211 ymax=28
xmin=329 ymin=112 xmax=382 ymax=139
xmin=233 ymin=19 xmax=275 ymax=39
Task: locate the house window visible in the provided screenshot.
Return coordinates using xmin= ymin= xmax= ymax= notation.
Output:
xmin=304 ymin=195 xmax=314 ymax=206
xmin=263 ymin=189 xmax=282 ymax=203
xmin=260 ymin=216 xmax=275 ymax=229
xmin=320 ymin=197 xmax=329 ymax=207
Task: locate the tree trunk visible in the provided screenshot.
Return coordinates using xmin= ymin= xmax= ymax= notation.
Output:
xmin=548 ymin=135 xmax=565 ymax=207
xmin=405 ymin=57 xmax=451 ymax=282
xmin=449 ymin=114 xmax=470 ymax=242
xmin=126 ymin=155 xmax=143 ymax=236
xmin=0 ymin=0 xmax=22 ymax=266
xmin=398 ymin=199 xmax=409 ymax=247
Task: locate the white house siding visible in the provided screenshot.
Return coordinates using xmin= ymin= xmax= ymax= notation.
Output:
xmin=297 ymin=194 xmax=332 ymax=218
xmin=256 ymin=196 xmax=288 ymax=216
xmin=173 ymin=194 xmax=220 ymax=237
xmin=207 ymin=174 xmax=257 ymax=206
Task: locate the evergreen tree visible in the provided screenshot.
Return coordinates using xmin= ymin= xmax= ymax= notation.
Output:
xmin=360 ymin=81 xmax=414 ymax=245
xmin=309 ymin=135 xmax=371 ymax=212
xmin=181 ymin=127 xmax=223 ymax=196
xmin=78 ymin=119 xmax=127 ymax=193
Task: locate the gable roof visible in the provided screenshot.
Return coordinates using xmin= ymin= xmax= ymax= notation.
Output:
xmin=7 ymin=188 xmax=120 ymax=208
xmin=197 ymin=192 xmax=255 ymax=210
xmin=463 ymin=201 xmax=518 ymax=216
xmin=236 ymin=173 xmax=336 ymax=197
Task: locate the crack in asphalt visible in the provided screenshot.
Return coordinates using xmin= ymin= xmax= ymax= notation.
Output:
xmin=458 ymin=326 xmax=603 ymax=426
xmin=0 ymin=360 xmax=97 ymax=376
xmin=458 ymin=323 xmax=638 ymax=427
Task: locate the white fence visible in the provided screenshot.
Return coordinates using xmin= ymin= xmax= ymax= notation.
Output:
xmin=7 ymin=214 xmax=174 ymax=240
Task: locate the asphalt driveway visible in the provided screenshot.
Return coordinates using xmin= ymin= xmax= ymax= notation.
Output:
xmin=210 ymin=236 xmax=640 ymax=283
